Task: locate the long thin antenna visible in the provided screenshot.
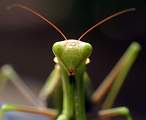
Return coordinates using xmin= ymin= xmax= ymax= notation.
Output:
xmin=7 ymin=4 xmax=68 ymax=40
xmin=78 ymin=8 xmax=136 ymax=41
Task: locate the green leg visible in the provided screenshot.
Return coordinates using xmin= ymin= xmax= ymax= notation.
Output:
xmin=91 ymin=42 xmax=141 ymax=107
xmin=102 ymin=42 xmax=141 ymax=109
xmin=83 ymin=72 xmax=92 ymax=97
xmin=74 ymin=65 xmax=86 ymax=120
xmin=39 ymin=64 xmax=63 ymax=114
xmin=0 ymin=64 xmax=44 ymax=107
xmin=0 ymin=103 xmax=57 ymax=120
xmin=57 ymin=67 xmax=74 ymax=120
xmin=39 ymin=64 xmax=61 ymax=102
xmin=98 ymin=107 xmax=133 ymax=120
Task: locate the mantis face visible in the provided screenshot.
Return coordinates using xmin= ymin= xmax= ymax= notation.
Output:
xmin=52 ymin=40 xmax=92 ymax=75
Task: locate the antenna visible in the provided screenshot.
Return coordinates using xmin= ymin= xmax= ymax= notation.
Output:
xmin=8 ymin=4 xmax=68 ymax=40
xmin=78 ymin=8 xmax=136 ymax=40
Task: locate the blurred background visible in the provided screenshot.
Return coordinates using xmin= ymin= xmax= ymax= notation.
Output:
xmin=0 ymin=0 xmax=145 ymax=119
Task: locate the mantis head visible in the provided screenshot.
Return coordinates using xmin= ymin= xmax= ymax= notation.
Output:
xmin=52 ymin=40 xmax=92 ymax=75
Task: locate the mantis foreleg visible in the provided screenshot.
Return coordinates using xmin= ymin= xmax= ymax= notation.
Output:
xmin=57 ymin=66 xmax=74 ymax=120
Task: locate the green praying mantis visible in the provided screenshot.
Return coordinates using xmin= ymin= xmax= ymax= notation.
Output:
xmin=0 ymin=4 xmax=141 ymax=120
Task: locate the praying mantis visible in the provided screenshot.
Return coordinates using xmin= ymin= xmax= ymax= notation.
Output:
xmin=0 ymin=4 xmax=141 ymax=120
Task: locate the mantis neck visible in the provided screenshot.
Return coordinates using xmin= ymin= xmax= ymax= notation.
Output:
xmin=60 ymin=63 xmax=86 ymax=120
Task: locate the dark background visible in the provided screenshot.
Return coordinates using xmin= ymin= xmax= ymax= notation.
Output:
xmin=0 ymin=0 xmax=145 ymax=119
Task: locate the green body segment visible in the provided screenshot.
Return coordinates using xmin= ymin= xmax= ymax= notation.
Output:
xmin=53 ymin=40 xmax=92 ymax=120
